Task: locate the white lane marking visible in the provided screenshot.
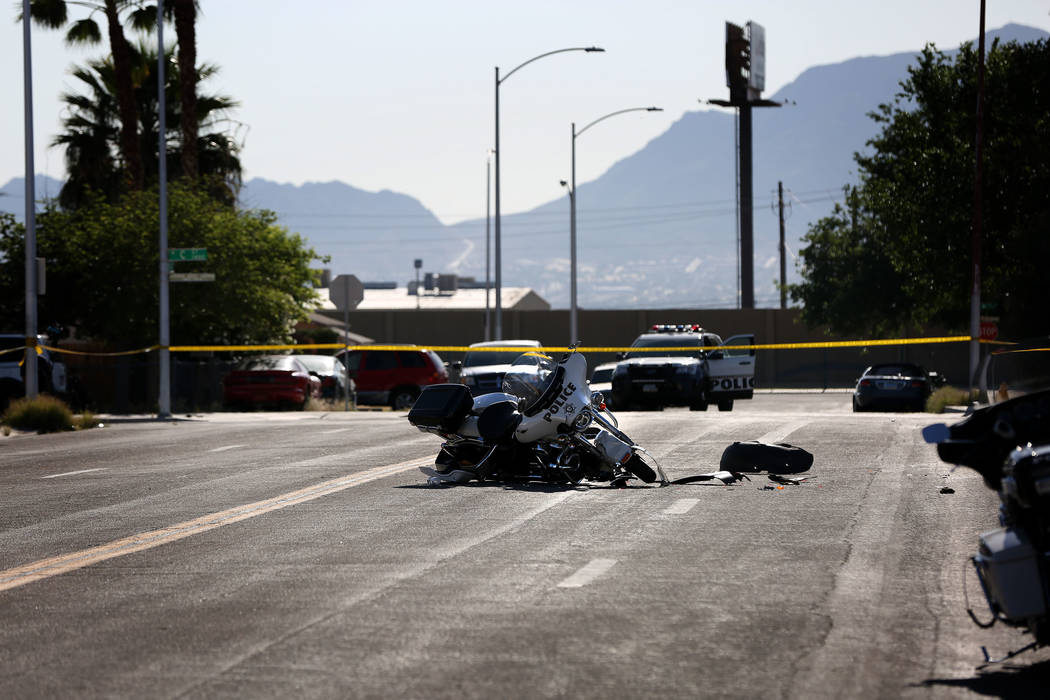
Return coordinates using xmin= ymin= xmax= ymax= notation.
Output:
xmin=208 ymin=444 xmax=246 ymax=453
xmin=756 ymin=420 xmax=809 ymax=445
xmin=2 ymin=457 xmax=432 ymax=593
xmin=41 ymin=468 xmax=106 ymax=480
xmin=557 ymin=558 xmax=618 ymax=588
xmin=664 ymin=498 xmax=699 ymax=515
xmin=318 ymin=428 xmax=353 ymax=435
xmin=289 ymin=436 xmax=431 ymax=468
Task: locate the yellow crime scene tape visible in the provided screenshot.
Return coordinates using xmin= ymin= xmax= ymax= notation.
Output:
xmin=14 ymin=334 xmax=1028 ymax=358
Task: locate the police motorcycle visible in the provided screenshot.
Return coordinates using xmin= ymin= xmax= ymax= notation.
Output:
xmin=407 ymin=348 xmax=667 ymax=487
xmin=924 ymin=387 xmax=1050 ymax=665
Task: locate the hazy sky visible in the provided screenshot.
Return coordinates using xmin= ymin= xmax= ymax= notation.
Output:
xmin=3 ymin=1 xmax=1049 ymax=224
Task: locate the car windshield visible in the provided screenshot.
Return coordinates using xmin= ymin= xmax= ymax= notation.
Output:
xmin=590 ymin=368 xmax=613 ymax=383
xmin=625 ymin=335 xmax=703 ymax=359
xmin=868 ymin=364 xmax=925 ymax=377
xmin=502 ymin=353 xmax=558 ymax=412
xmin=236 ymin=356 xmax=299 ymax=372
xmin=296 ymin=356 xmax=334 ymax=373
xmin=463 ymin=348 xmax=531 ymax=367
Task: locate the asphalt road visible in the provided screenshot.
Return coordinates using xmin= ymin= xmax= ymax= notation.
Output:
xmin=2 ymin=394 xmax=1048 ymax=699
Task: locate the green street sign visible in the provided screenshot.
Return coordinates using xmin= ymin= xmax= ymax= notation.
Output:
xmin=169 ymin=248 xmax=208 ymax=261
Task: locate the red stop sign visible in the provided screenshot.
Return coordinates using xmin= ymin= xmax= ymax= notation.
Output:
xmin=980 ymin=320 xmax=999 ymax=341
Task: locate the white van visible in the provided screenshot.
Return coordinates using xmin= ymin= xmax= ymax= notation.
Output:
xmin=458 ymin=339 xmax=542 ymax=396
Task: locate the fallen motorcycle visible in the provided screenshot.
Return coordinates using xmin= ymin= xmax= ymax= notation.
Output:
xmin=924 ymin=388 xmax=1050 ymax=665
xmin=407 ymin=348 xmax=667 ymax=487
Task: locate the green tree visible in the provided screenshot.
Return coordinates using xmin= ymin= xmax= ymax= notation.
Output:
xmin=53 ymin=43 xmax=241 ymax=209
xmin=27 ymin=0 xmax=157 ymax=191
xmin=0 ymin=185 xmax=326 ymax=348
xmin=789 ymin=38 xmax=1050 ymax=339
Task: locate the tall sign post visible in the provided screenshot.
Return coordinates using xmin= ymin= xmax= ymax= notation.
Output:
xmin=708 ymin=21 xmax=780 ymax=309
xmin=330 ymin=274 xmax=363 ymax=411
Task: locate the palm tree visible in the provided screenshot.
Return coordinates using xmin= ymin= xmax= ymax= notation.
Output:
xmin=53 ymin=43 xmax=242 ymax=208
xmin=28 ymin=0 xmax=156 ymax=191
xmin=171 ymin=0 xmax=198 ymax=180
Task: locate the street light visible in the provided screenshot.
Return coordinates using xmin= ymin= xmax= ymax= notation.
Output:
xmin=494 ymin=46 xmax=603 ymax=341
xmin=566 ymin=106 xmax=662 ymax=344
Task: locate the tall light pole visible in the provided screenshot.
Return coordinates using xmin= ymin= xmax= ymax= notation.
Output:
xmin=484 ymin=151 xmax=492 ymax=341
xmin=157 ymin=0 xmax=171 ymax=418
xmin=494 ymin=46 xmax=603 ymax=340
xmin=22 ymin=0 xmax=38 ymax=397
xmin=567 ymin=106 xmax=662 ymax=344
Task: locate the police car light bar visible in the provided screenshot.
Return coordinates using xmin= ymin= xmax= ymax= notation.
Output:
xmin=649 ymin=324 xmax=703 ymax=332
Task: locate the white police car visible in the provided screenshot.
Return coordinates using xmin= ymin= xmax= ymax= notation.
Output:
xmin=610 ymin=324 xmax=754 ymax=411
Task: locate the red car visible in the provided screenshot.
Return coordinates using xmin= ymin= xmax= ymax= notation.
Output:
xmin=223 ymin=355 xmax=322 ymax=410
xmin=339 ymin=347 xmax=448 ymax=409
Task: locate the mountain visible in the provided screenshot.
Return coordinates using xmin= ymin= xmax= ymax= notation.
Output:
xmin=0 ymin=175 xmax=65 ymax=219
xmin=5 ymin=23 xmax=1045 ymax=309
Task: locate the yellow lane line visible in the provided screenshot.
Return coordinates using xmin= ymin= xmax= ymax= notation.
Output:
xmin=0 ymin=457 xmax=431 ymax=593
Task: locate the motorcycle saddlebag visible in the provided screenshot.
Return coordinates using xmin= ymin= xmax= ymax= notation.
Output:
xmin=719 ymin=440 xmax=814 ymax=474
xmin=407 ymin=383 xmax=474 ymax=432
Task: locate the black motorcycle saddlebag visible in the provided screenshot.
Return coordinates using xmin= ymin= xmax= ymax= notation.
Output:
xmin=407 ymin=383 xmax=474 ymax=432
xmin=719 ymin=440 xmax=814 ymax=474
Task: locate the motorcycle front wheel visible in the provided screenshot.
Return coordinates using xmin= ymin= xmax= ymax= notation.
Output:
xmin=623 ymin=453 xmax=658 ymax=483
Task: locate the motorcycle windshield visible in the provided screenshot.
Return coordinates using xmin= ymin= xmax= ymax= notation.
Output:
xmin=502 ymin=352 xmax=557 ymax=413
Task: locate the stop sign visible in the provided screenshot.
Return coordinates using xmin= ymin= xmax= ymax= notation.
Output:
xmin=329 ymin=274 xmax=364 ymax=310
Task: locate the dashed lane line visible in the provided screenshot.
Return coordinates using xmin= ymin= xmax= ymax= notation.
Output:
xmin=557 ymin=558 xmax=618 ymax=588
xmin=41 ymin=468 xmax=106 ymax=479
xmin=208 ymin=444 xmax=247 ymax=453
xmin=0 ymin=457 xmax=431 ymax=593
xmin=755 ymin=420 xmax=810 ymax=445
xmin=663 ymin=498 xmax=700 ymax=515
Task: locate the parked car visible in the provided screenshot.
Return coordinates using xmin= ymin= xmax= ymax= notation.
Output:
xmin=852 ymin=363 xmax=932 ymax=412
xmin=339 ymin=347 xmax=447 ymax=409
xmin=588 ymin=361 xmax=617 ymax=409
xmin=295 ymin=354 xmax=354 ymax=400
xmin=222 ymin=355 xmax=321 ymax=410
xmin=0 ymin=333 xmax=67 ymax=411
xmin=458 ymin=339 xmax=542 ymax=396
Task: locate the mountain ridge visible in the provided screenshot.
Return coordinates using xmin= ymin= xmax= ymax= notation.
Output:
xmin=3 ymin=23 xmax=1045 ymax=309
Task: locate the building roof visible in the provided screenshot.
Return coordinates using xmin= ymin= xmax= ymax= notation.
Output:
xmin=313 ymin=286 xmax=550 ymax=312
xmin=300 ymin=311 xmax=375 ymax=345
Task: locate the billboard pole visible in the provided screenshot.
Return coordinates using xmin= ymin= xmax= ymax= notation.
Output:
xmin=708 ymin=20 xmax=779 ymax=310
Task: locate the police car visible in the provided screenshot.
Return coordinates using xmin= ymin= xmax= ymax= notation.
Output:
xmin=610 ymin=324 xmax=755 ymax=411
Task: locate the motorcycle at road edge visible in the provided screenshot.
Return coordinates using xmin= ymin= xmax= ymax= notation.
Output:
xmin=924 ymin=388 xmax=1050 ymax=666
xmin=407 ymin=348 xmax=668 ymax=488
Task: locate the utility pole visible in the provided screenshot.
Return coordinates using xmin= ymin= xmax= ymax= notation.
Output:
xmin=778 ymin=181 xmax=786 ymax=309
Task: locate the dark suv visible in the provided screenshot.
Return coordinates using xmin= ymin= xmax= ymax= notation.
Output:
xmin=340 ymin=347 xmax=447 ymax=409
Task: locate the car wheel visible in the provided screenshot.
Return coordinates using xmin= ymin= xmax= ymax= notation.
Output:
xmin=717 ymin=399 xmax=734 ymax=412
xmin=852 ymin=396 xmax=863 ymax=412
xmin=689 ymin=400 xmax=709 ymax=411
xmin=390 ymin=386 xmax=419 ymax=410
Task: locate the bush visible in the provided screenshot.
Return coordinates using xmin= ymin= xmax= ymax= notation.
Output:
xmin=926 ymin=386 xmax=981 ymax=414
xmin=2 ymin=394 xmax=74 ymax=433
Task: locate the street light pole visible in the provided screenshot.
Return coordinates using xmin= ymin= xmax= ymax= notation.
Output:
xmin=157 ymin=0 xmax=171 ymax=418
xmin=494 ymin=46 xmax=603 ymax=341
xmin=485 ymin=152 xmax=491 ymax=341
xmin=567 ymin=107 xmax=662 ymax=344
xmin=22 ymin=0 xmax=38 ymax=398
